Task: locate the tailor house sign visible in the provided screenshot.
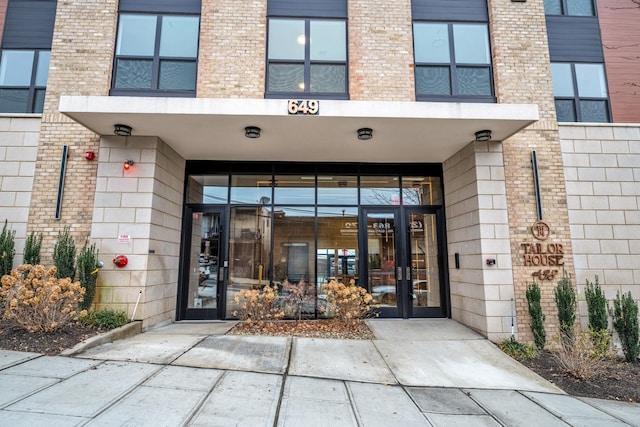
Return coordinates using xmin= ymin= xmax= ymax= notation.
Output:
xmin=521 ymin=221 xmax=565 ymax=281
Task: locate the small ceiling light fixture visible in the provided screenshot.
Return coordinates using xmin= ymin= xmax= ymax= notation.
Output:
xmin=357 ymin=127 xmax=373 ymax=140
xmin=245 ymin=126 xmax=261 ymax=139
xmin=474 ymin=129 xmax=492 ymax=142
xmin=123 ymin=159 xmax=135 ymax=171
xmin=114 ymin=124 xmax=132 ymax=136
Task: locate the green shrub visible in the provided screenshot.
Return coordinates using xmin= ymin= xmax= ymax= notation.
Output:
xmin=554 ymin=270 xmax=576 ymax=346
xmin=585 ymin=276 xmax=610 ymax=355
xmin=0 ymin=220 xmax=16 ymax=277
xmin=53 ymin=226 xmax=76 ymax=280
xmin=526 ymin=281 xmax=546 ymax=351
xmin=610 ymin=291 xmax=639 ymax=362
xmin=23 ymin=231 xmax=43 ymax=265
xmin=80 ymin=309 xmax=129 ymax=330
xmin=77 ymin=241 xmax=99 ymax=311
xmin=499 ymin=337 xmax=538 ymax=360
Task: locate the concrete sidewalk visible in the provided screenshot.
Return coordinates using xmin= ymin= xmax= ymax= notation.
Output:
xmin=1 ymin=319 xmax=638 ymax=426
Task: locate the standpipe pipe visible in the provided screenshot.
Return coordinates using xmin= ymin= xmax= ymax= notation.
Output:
xmin=131 ymin=290 xmax=143 ymax=321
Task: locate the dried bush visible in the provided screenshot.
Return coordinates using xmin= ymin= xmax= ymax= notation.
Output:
xmin=322 ymin=279 xmax=373 ymax=324
xmin=233 ymin=284 xmax=284 ymax=323
xmin=526 ymin=281 xmax=546 ymax=351
xmin=281 ymin=278 xmax=315 ymax=320
xmin=553 ymin=326 xmax=607 ymax=379
xmin=1 ymin=264 xmax=86 ymax=332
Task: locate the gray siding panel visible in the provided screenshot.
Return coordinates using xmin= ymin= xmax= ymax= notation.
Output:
xmin=2 ymin=0 xmax=57 ymax=49
xmin=412 ymin=0 xmax=488 ymax=21
xmin=546 ymin=16 xmax=604 ymax=62
xmin=119 ymin=0 xmax=201 ymax=14
xmin=268 ymin=0 xmax=347 ymax=18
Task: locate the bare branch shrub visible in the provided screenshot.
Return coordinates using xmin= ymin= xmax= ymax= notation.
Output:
xmin=553 ymin=326 xmax=609 ymax=379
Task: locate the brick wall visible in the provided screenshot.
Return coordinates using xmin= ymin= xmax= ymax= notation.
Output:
xmin=560 ymin=124 xmax=640 ymax=325
xmin=91 ymin=136 xmax=185 ymax=327
xmin=197 ymin=0 xmax=266 ymax=98
xmin=0 ymin=0 xmax=7 ymax=43
xmin=26 ymin=0 xmax=118 ymax=262
xmin=0 ymin=117 xmax=40 ymax=264
xmin=348 ymin=0 xmax=415 ymax=101
xmin=489 ymin=0 xmax=575 ymax=342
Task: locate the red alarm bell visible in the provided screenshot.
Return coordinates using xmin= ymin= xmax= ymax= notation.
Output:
xmin=113 ymin=255 xmax=128 ymax=268
xmin=85 ymin=151 xmax=95 ymax=160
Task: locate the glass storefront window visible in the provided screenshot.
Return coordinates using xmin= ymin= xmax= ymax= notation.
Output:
xmin=317 ymin=175 xmax=357 ymax=205
xmin=360 ymin=176 xmax=400 ymax=205
xmin=230 ymin=175 xmax=273 ymax=204
xmin=402 ymin=177 xmax=442 ymax=206
xmin=274 ymin=175 xmax=315 ymax=204
xmin=187 ymin=175 xmax=229 ymax=204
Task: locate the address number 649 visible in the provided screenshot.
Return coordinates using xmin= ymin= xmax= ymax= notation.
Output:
xmin=288 ymin=99 xmax=319 ymax=115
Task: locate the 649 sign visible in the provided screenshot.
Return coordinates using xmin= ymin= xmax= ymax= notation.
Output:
xmin=288 ymin=99 xmax=319 ymax=115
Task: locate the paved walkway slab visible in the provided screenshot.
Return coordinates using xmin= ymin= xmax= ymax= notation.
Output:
xmin=375 ymin=339 xmax=562 ymax=392
xmin=406 ymin=387 xmax=487 ymax=415
xmin=348 ymin=381 xmax=428 ymax=427
xmin=3 ymin=355 xmax=100 ymax=379
xmin=579 ymin=397 xmax=640 ymax=427
xmin=77 ymin=332 xmax=205 ymax=364
xmin=0 ymin=350 xmax=39 ymax=369
xmin=143 ymin=365 xmax=223 ymax=391
xmin=524 ymin=392 xmax=632 ymax=426
xmin=149 ymin=321 xmax=237 ymax=336
xmin=173 ymin=335 xmax=290 ymax=374
xmin=289 ymin=338 xmax=396 ymax=384
xmin=0 ymin=373 xmax=59 ymax=408
xmin=367 ymin=319 xmax=483 ymax=341
xmin=467 ymin=389 xmax=568 ymax=426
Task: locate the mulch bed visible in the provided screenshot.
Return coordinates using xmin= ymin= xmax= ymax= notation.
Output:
xmin=228 ymin=319 xmax=375 ymax=340
xmin=0 ymin=319 xmax=102 ymax=356
xmin=520 ymin=351 xmax=640 ymax=403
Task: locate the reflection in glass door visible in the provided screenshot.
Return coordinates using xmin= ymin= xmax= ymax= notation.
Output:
xmin=181 ymin=208 xmax=224 ymax=320
xmin=365 ymin=211 xmax=399 ymax=316
xmin=408 ymin=210 xmax=442 ymax=317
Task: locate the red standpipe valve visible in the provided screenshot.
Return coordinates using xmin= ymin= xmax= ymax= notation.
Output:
xmin=113 ymin=255 xmax=128 ymax=268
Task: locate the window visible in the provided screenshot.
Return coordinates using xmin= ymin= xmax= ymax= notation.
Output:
xmin=0 ymin=50 xmax=50 ymax=113
xmin=112 ymin=14 xmax=199 ymax=96
xmin=266 ymin=18 xmax=347 ymax=98
xmin=551 ymin=62 xmax=610 ymax=122
xmin=413 ymin=22 xmax=494 ymax=101
xmin=544 ymin=0 xmax=595 ymax=16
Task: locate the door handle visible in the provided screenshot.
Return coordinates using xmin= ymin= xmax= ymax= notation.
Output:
xmin=396 ymin=267 xmax=403 ymax=280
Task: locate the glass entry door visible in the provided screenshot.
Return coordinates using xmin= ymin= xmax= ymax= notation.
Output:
xmin=179 ymin=207 xmax=225 ymax=320
xmin=364 ymin=207 xmax=445 ymax=318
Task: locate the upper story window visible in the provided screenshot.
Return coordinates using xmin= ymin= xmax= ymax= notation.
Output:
xmin=0 ymin=49 xmax=50 ymax=113
xmin=551 ymin=62 xmax=610 ymax=122
xmin=544 ymin=0 xmax=595 ymax=16
xmin=413 ymin=22 xmax=494 ymax=102
xmin=111 ymin=14 xmax=200 ymax=96
xmin=266 ymin=18 xmax=347 ymax=99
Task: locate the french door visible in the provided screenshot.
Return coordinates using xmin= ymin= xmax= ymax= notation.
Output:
xmin=362 ymin=207 xmax=446 ymax=318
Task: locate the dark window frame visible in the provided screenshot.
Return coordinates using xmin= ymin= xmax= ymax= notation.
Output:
xmin=110 ymin=12 xmax=200 ymax=97
xmin=552 ymin=62 xmax=611 ymax=123
xmin=0 ymin=48 xmax=49 ymax=113
xmin=544 ymin=0 xmax=596 ymax=16
xmin=413 ymin=21 xmax=496 ymax=103
xmin=265 ymin=17 xmax=349 ymax=100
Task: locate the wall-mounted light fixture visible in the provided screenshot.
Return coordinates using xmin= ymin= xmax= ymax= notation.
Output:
xmin=474 ymin=129 xmax=492 ymax=142
xmin=357 ymin=128 xmax=373 ymax=140
xmin=114 ymin=124 xmax=132 ymax=136
xmin=123 ymin=160 xmax=135 ymax=171
xmin=245 ymin=126 xmax=261 ymax=138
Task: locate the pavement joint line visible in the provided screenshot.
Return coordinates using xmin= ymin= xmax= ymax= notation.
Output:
xmin=575 ymin=396 xmax=639 ymax=426
xmin=165 ymin=334 xmax=210 ymax=366
xmin=272 ymin=336 xmax=294 ymax=427
xmin=370 ymin=338 xmax=402 ymax=386
xmin=462 ymin=388 xmax=519 ymax=426
xmin=182 ymin=368 xmax=229 ymax=426
xmin=515 ymin=389 xmax=571 ymax=425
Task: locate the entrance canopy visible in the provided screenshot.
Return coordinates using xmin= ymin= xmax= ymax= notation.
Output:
xmin=60 ymin=96 xmax=538 ymax=163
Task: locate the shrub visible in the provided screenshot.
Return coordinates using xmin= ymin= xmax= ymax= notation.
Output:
xmin=53 ymin=226 xmax=76 ymax=280
xmin=0 ymin=264 xmax=86 ymax=332
xmin=499 ymin=337 xmax=538 ymax=361
xmin=553 ymin=326 xmax=607 ymax=379
xmin=554 ymin=270 xmax=576 ymax=346
xmin=0 ymin=220 xmax=16 ymax=278
xmin=610 ymin=291 xmax=639 ymax=363
xmin=322 ymin=279 xmax=373 ymax=324
xmin=281 ymin=278 xmax=315 ymax=320
xmin=526 ymin=281 xmax=546 ymax=351
xmin=23 ymin=231 xmax=43 ymax=265
xmin=585 ymin=276 xmax=610 ymax=355
xmin=80 ymin=308 xmax=129 ymax=330
xmin=233 ymin=284 xmax=284 ymax=323
xmin=77 ymin=241 xmax=99 ymax=311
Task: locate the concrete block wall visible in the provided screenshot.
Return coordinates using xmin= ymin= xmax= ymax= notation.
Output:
xmin=444 ymin=141 xmax=513 ymax=341
xmin=91 ymin=136 xmax=185 ymax=327
xmin=0 ymin=117 xmax=40 ymax=263
xmin=348 ymin=0 xmax=415 ymax=101
xmin=560 ymin=124 xmax=640 ymax=323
